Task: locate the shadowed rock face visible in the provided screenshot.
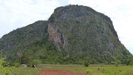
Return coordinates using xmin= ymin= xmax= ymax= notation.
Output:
xmin=0 ymin=5 xmax=131 ymax=64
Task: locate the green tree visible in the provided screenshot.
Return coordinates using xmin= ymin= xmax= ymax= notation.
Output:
xmin=20 ymin=52 xmax=31 ymax=64
xmin=84 ymin=61 xmax=90 ymax=67
xmin=114 ymin=61 xmax=121 ymax=67
xmin=0 ymin=58 xmax=5 ymax=67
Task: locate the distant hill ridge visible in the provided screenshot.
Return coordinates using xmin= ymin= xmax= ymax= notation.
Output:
xmin=0 ymin=5 xmax=131 ymax=65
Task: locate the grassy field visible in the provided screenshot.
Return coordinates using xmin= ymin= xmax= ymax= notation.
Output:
xmin=0 ymin=67 xmax=44 ymax=75
xmin=39 ymin=65 xmax=133 ymax=75
xmin=0 ymin=65 xmax=133 ymax=75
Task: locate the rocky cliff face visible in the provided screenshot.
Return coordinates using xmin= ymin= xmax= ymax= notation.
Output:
xmin=48 ymin=23 xmax=66 ymax=50
xmin=0 ymin=5 xmax=131 ymax=64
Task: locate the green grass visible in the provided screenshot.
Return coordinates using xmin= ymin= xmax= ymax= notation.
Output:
xmin=1 ymin=65 xmax=133 ymax=75
xmin=0 ymin=67 xmax=44 ymax=75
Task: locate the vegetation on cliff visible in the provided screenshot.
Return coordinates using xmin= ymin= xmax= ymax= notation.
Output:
xmin=0 ymin=5 xmax=132 ymax=65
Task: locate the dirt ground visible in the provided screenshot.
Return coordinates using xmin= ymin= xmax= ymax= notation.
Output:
xmin=33 ymin=70 xmax=89 ymax=75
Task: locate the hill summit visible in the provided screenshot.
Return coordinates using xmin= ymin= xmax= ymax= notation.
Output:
xmin=0 ymin=5 xmax=131 ymax=64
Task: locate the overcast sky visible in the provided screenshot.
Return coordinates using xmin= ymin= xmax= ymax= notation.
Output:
xmin=0 ymin=0 xmax=133 ymax=54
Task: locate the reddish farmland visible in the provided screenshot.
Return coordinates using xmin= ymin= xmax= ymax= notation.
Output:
xmin=33 ymin=70 xmax=89 ymax=75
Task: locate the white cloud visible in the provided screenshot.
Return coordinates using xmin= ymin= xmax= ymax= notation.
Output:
xmin=0 ymin=0 xmax=60 ymax=37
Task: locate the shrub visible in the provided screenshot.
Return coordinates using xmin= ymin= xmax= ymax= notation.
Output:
xmin=84 ymin=62 xmax=89 ymax=67
xmin=85 ymin=69 xmax=93 ymax=74
xmin=5 ymin=73 xmax=9 ymax=75
xmin=0 ymin=58 xmax=5 ymax=67
xmin=32 ymin=59 xmax=42 ymax=65
xmin=12 ymin=62 xmax=20 ymax=67
xmin=114 ymin=61 xmax=120 ymax=67
xmin=2 ymin=61 xmax=9 ymax=67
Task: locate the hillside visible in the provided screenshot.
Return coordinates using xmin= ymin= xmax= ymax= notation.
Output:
xmin=0 ymin=5 xmax=132 ymax=65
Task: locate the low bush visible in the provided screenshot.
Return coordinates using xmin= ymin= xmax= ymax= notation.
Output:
xmin=85 ymin=69 xmax=93 ymax=74
xmin=84 ymin=62 xmax=89 ymax=67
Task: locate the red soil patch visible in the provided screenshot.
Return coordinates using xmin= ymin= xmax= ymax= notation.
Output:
xmin=33 ymin=70 xmax=89 ymax=75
